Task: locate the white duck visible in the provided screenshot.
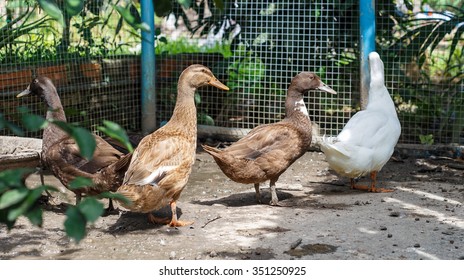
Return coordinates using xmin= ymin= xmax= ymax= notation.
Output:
xmin=320 ymin=52 xmax=401 ymax=192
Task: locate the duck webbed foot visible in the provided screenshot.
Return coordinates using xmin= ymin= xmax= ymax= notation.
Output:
xmin=168 ymin=200 xmax=194 ymax=227
xmin=350 ymin=173 xmax=394 ymax=193
xmin=269 ymin=180 xmax=289 ymax=207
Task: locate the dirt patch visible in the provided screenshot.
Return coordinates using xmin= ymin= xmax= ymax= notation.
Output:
xmin=1 ymin=150 xmax=463 ymax=260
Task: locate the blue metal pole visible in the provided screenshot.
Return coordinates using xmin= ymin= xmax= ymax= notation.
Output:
xmin=360 ymin=0 xmax=376 ymax=110
xmin=141 ymin=0 xmax=156 ymax=135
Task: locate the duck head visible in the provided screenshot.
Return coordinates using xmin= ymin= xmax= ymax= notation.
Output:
xmin=290 ymin=72 xmax=337 ymax=95
xmin=178 ymin=64 xmax=229 ymax=91
xmin=17 ymin=76 xmax=56 ymax=99
xmin=368 ymin=52 xmax=385 ymax=90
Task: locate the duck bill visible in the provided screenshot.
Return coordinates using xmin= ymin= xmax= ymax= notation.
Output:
xmin=208 ymin=78 xmax=229 ymax=91
xmin=317 ymin=83 xmax=337 ymax=95
xmin=17 ymin=87 xmax=31 ymax=98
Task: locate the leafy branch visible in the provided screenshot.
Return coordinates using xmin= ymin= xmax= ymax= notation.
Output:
xmin=1 ymin=109 xmax=131 ymax=243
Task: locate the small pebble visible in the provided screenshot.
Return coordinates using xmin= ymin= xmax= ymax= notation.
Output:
xmin=450 ymin=240 xmax=454 ymax=244
xmin=387 ymin=234 xmax=393 ymax=238
xmin=415 ymin=217 xmax=420 ymax=221
xmin=380 ymin=226 xmax=387 ymax=231
xmin=442 ymin=231 xmax=454 ymax=235
xmin=414 ymin=243 xmax=420 ymax=248
xmin=209 ymin=251 xmax=218 ymax=258
xmin=389 ymin=212 xmax=400 ymax=217
xmin=169 ymin=251 xmax=176 ymax=260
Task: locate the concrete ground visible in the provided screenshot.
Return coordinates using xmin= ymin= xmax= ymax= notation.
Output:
xmin=0 ymin=149 xmax=463 ymax=260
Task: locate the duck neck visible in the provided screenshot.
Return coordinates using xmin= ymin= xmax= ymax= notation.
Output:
xmin=168 ymin=84 xmax=198 ymax=136
xmin=285 ymin=88 xmax=310 ymax=123
xmin=42 ymin=87 xmax=68 ymax=154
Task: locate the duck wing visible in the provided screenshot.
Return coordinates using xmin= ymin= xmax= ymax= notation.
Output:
xmin=122 ymin=135 xmax=193 ymax=187
xmin=225 ymin=123 xmax=306 ymax=162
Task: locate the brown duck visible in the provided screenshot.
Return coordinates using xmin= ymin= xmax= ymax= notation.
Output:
xmin=202 ymin=72 xmax=336 ymax=206
xmin=116 ymin=64 xmax=229 ymax=227
xmin=17 ymin=76 xmax=132 ymax=209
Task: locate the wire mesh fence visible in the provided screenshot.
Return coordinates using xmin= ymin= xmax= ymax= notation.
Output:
xmin=1 ymin=0 xmax=463 ymax=146
xmin=0 ymin=1 xmax=142 ymax=138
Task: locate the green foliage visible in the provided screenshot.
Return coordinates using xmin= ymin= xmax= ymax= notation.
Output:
xmin=64 ymin=197 xmax=104 ymax=243
xmin=0 ymin=109 xmax=128 ymax=243
xmin=392 ymin=4 xmax=463 ymax=79
xmin=419 ymin=134 xmax=434 ymax=145
xmin=113 ymin=3 xmax=150 ymax=32
xmin=69 ymin=177 xmax=93 ymax=190
xmin=0 ymin=168 xmax=56 ymax=229
xmin=37 ymin=0 xmax=65 ymax=26
xmin=155 ymin=37 xmax=232 ymax=57
xmin=98 ymin=120 xmax=134 ymax=153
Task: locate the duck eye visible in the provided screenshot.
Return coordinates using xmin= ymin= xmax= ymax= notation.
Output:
xmin=33 ymin=79 xmax=38 ymax=84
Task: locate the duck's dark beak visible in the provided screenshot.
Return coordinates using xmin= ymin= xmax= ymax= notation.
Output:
xmin=17 ymin=87 xmax=31 ymax=98
xmin=317 ymin=82 xmax=337 ymax=95
xmin=208 ymin=78 xmax=229 ymax=91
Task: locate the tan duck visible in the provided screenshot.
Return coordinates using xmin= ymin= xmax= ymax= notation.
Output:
xmin=202 ymin=72 xmax=336 ymax=206
xmin=116 ymin=64 xmax=229 ymax=227
xmin=17 ymin=76 xmax=132 ymax=209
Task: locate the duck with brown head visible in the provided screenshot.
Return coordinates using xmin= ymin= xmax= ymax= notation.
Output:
xmin=116 ymin=64 xmax=229 ymax=227
xmin=17 ymin=76 xmax=132 ymax=211
xmin=202 ymin=72 xmax=336 ymax=206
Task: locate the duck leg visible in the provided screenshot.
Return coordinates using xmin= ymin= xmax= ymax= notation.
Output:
xmin=269 ymin=179 xmax=287 ymax=207
xmin=168 ymin=200 xmax=194 ymax=227
xmin=368 ymin=171 xmax=394 ymax=193
xmin=254 ymin=183 xmax=262 ymax=203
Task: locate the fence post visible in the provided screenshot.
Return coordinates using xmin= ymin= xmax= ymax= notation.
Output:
xmin=360 ymin=0 xmax=376 ymax=110
xmin=141 ymin=0 xmax=157 ymax=135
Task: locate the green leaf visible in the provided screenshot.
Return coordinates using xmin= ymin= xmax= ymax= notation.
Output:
xmin=98 ymin=191 xmax=131 ymax=205
xmin=64 ymin=206 xmax=86 ymax=243
xmin=51 ymin=120 xmax=73 ymax=134
xmin=97 ymin=120 xmax=134 ymax=153
xmin=7 ymin=187 xmax=45 ymax=222
xmin=71 ymin=126 xmax=96 ymax=160
xmin=25 ymin=206 xmax=43 ymax=227
xmin=52 ymin=121 xmax=96 ymax=160
xmin=0 ymin=210 xmax=16 ymax=230
xmin=177 ymin=0 xmax=192 ymax=9
xmin=37 ymin=0 xmax=65 ymax=26
xmin=65 ymin=0 xmax=85 ymax=16
xmin=114 ymin=4 xmax=150 ymax=32
xmin=5 ymin=121 xmax=25 ymax=137
xmin=0 ymin=189 xmax=29 ymax=210
xmin=21 ymin=114 xmax=48 ymax=132
xmin=69 ymin=177 xmax=93 ymax=190
xmin=0 ymin=168 xmax=35 ymax=190
xmin=78 ymin=198 xmax=104 ymax=223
